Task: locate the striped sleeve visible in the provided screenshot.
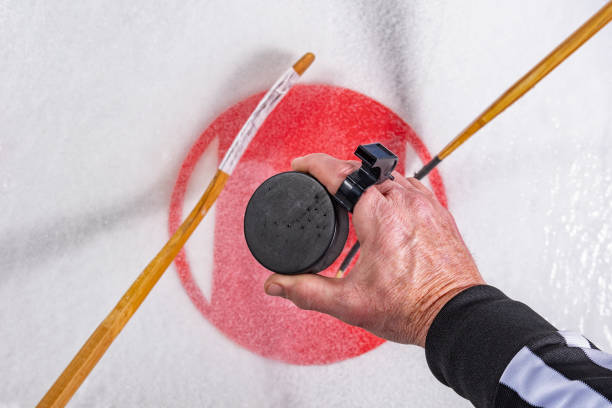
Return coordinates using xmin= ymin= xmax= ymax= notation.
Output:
xmin=425 ymin=285 xmax=612 ymax=407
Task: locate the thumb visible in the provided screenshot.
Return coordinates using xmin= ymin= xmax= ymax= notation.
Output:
xmin=264 ymin=273 xmax=346 ymax=317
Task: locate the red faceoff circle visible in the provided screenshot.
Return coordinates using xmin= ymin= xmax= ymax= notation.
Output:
xmin=168 ymin=84 xmax=447 ymax=365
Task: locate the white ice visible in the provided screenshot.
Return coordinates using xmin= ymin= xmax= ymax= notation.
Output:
xmin=1 ymin=1 xmax=611 ymax=407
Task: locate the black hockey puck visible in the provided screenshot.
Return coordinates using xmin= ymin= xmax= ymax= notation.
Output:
xmin=244 ymin=171 xmax=349 ymax=275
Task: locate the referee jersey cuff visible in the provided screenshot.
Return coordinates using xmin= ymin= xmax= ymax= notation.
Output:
xmin=424 ymin=285 xmax=556 ymax=408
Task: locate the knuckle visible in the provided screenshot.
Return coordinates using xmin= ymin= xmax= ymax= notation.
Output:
xmin=407 ymin=177 xmax=434 ymax=196
xmin=386 ymin=186 xmax=406 ymax=202
xmin=352 ymin=185 xmax=380 ymax=214
xmin=289 ymin=280 xmax=316 ymax=311
xmin=409 ymin=194 xmax=436 ymax=218
xmin=338 ymin=160 xmax=360 ymax=177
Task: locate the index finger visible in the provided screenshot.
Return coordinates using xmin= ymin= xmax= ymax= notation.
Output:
xmin=291 ymin=153 xmax=360 ymax=194
xmin=389 ymin=171 xmax=434 ymax=196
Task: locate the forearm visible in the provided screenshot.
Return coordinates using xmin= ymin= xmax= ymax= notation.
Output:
xmin=425 ymin=285 xmax=612 ymax=407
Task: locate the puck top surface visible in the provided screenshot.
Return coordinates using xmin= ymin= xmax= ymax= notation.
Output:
xmin=244 ymin=172 xmax=337 ymax=274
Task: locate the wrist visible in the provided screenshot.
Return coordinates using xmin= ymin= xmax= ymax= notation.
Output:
xmin=413 ymin=279 xmax=484 ymax=347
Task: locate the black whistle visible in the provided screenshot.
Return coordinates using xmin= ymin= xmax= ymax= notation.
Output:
xmin=244 ymin=143 xmax=398 ymax=275
xmin=334 ymin=143 xmax=398 ymax=212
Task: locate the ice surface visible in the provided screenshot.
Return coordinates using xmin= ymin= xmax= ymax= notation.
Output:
xmin=1 ymin=0 xmax=611 ymax=406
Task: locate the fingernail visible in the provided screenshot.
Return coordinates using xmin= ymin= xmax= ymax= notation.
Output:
xmin=265 ymin=283 xmax=285 ymax=297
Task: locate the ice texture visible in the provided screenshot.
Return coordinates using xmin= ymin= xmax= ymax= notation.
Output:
xmin=1 ymin=1 xmax=611 ymax=407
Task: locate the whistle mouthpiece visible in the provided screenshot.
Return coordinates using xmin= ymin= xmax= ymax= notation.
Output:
xmin=334 ymin=143 xmax=399 ymax=212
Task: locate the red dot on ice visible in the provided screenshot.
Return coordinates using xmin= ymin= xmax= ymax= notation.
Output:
xmin=168 ymin=84 xmax=447 ymax=365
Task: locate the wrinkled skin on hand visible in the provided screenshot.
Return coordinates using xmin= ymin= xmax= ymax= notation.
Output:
xmin=264 ymin=153 xmax=485 ymax=347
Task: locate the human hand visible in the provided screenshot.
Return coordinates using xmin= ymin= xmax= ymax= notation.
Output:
xmin=263 ymin=153 xmax=485 ymax=347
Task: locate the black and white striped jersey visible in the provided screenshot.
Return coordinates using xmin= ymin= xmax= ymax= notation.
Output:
xmin=425 ymin=285 xmax=612 ymax=407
